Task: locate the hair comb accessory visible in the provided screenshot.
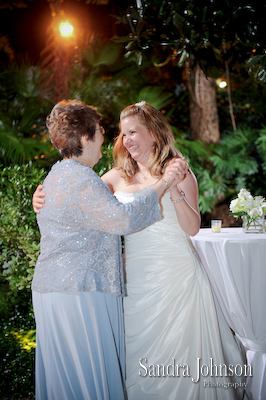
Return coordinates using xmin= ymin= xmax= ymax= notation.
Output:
xmin=135 ymin=101 xmax=146 ymax=107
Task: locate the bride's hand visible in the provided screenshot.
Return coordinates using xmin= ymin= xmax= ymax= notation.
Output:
xmin=33 ymin=185 xmax=45 ymax=214
xmin=163 ymin=157 xmax=190 ymax=186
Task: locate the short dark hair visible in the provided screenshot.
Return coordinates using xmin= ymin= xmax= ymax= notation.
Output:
xmin=46 ymin=99 xmax=101 ymax=158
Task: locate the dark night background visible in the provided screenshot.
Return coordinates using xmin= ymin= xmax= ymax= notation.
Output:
xmin=0 ymin=0 xmax=120 ymax=63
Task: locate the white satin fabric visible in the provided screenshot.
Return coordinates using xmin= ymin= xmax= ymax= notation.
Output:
xmin=191 ymin=228 xmax=266 ymax=400
xmin=115 ymin=190 xmax=246 ymax=400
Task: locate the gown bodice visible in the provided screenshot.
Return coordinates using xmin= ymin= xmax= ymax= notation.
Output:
xmin=115 ymin=189 xmax=198 ymax=260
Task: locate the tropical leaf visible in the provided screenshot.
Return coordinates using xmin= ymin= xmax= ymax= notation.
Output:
xmin=0 ymin=129 xmax=50 ymax=164
xmin=135 ymin=86 xmax=173 ymax=110
xmin=0 ymin=61 xmax=52 ymax=166
xmin=0 ymin=129 xmax=26 ymax=164
xmin=83 ymin=41 xmax=122 ymax=68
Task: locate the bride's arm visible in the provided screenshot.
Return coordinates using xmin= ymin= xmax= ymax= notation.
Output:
xmin=169 ymin=171 xmax=201 ymax=237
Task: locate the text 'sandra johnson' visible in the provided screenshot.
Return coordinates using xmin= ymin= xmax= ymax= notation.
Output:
xmin=139 ymin=358 xmax=252 ymax=383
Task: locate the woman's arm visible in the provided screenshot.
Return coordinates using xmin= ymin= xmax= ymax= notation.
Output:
xmin=33 ymin=169 xmax=117 ymax=214
xmin=169 ymin=171 xmax=201 ymax=236
xmin=77 ymin=162 xmax=180 ymax=235
xmin=33 ymin=185 xmax=45 ymax=213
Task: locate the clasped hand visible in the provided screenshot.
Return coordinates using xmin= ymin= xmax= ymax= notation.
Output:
xmin=162 ymin=157 xmax=190 ymax=188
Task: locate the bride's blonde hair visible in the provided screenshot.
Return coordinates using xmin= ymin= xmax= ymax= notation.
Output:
xmin=113 ymin=102 xmax=182 ymax=182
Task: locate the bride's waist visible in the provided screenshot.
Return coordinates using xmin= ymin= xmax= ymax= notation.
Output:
xmin=126 ymin=223 xmax=185 ymax=238
xmin=124 ymin=227 xmax=194 ymax=257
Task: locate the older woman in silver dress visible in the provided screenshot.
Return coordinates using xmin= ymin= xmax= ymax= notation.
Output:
xmin=31 ymin=99 xmax=182 ymax=400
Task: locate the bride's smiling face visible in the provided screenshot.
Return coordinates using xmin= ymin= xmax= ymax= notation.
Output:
xmin=121 ymin=116 xmax=155 ymax=164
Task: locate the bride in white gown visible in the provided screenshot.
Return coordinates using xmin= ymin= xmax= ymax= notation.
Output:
xmin=102 ymin=102 xmax=246 ymax=400
xmin=115 ymin=189 xmax=245 ymax=399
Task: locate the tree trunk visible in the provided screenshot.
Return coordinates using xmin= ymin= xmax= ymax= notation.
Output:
xmin=186 ymin=63 xmax=220 ymax=143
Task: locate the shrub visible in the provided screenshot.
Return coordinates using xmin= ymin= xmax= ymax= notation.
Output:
xmin=0 ymin=164 xmax=47 ymax=399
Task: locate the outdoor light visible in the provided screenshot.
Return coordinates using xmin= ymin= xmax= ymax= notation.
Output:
xmin=216 ymin=78 xmax=227 ymax=89
xmin=59 ymin=21 xmax=74 ymax=38
xmin=219 ymin=80 xmax=227 ymax=89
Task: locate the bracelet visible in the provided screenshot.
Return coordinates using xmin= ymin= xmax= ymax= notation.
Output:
xmin=170 ymin=191 xmax=185 ymax=204
xmin=162 ymin=179 xmax=169 ymax=187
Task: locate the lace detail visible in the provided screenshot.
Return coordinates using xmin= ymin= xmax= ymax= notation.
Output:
xmin=32 ymin=159 xmax=161 ymax=294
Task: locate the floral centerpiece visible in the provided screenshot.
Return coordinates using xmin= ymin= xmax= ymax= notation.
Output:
xmin=229 ymin=188 xmax=266 ymax=233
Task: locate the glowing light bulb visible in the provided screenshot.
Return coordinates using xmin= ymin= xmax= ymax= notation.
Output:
xmin=219 ymin=80 xmax=227 ymax=89
xmin=59 ymin=21 xmax=74 ymax=38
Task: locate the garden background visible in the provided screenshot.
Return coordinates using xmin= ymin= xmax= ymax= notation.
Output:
xmin=1 ymin=0 xmax=266 ymax=398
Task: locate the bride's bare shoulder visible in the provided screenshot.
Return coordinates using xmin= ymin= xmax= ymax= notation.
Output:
xmin=101 ymin=168 xmax=122 ymax=193
xmin=102 ymin=167 xmax=122 ymax=182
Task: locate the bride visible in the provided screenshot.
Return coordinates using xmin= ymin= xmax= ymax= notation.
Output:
xmin=34 ymin=101 xmax=246 ymax=399
xmin=102 ymin=102 xmax=245 ymax=400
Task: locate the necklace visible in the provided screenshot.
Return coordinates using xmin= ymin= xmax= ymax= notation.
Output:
xmin=139 ymin=170 xmax=148 ymax=180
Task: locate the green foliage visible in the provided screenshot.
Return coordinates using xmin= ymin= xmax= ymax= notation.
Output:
xmin=114 ymin=85 xmax=174 ymax=116
xmin=0 ymin=164 xmax=47 ymax=293
xmin=175 ymin=137 xmax=226 ymax=213
xmin=216 ymin=72 xmax=266 ymax=133
xmin=211 ymin=129 xmax=258 ymax=179
xmin=93 ymin=143 xmax=114 ymax=176
xmin=115 ymin=1 xmax=266 ymax=76
xmin=175 ymin=127 xmax=266 ymax=213
xmin=246 ymin=53 xmax=266 ymax=84
xmin=0 ymin=304 xmax=35 ymax=399
xmin=74 ymin=39 xmax=149 ymax=134
xmin=0 ymin=164 xmax=48 ymax=399
xmin=0 ymin=62 xmax=53 ymax=166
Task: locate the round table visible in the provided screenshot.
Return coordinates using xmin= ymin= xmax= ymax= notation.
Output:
xmin=190 ymin=228 xmax=266 ymax=400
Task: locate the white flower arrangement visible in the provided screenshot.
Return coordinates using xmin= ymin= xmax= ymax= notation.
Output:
xmin=229 ymin=188 xmax=266 ymax=228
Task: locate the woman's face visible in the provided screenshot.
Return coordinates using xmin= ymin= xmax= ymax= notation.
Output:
xmin=121 ymin=116 xmax=155 ymax=164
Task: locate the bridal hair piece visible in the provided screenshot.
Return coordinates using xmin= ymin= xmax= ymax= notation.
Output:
xmin=135 ymin=101 xmax=146 ymax=107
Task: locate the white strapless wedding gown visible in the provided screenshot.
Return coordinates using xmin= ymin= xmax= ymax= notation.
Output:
xmin=115 ymin=189 xmax=246 ymax=400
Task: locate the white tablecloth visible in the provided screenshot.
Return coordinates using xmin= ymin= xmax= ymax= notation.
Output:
xmin=191 ymin=228 xmax=266 ymax=400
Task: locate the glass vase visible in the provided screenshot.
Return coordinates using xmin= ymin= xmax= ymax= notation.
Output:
xmin=242 ymin=215 xmax=265 ymax=233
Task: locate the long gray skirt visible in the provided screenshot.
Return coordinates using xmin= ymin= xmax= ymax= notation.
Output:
xmin=32 ymin=291 xmax=125 ymax=400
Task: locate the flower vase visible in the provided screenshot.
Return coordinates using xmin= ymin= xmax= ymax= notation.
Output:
xmin=242 ymin=215 xmax=265 ymax=233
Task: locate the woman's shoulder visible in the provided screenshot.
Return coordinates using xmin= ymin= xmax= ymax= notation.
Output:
xmin=49 ymin=159 xmax=100 ymax=186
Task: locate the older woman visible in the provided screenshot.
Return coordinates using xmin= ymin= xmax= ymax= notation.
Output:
xmin=32 ymin=99 xmax=180 ymax=400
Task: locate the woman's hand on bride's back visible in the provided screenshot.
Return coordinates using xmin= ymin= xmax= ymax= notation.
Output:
xmin=33 ymin=185 xmax=45 ymax=214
